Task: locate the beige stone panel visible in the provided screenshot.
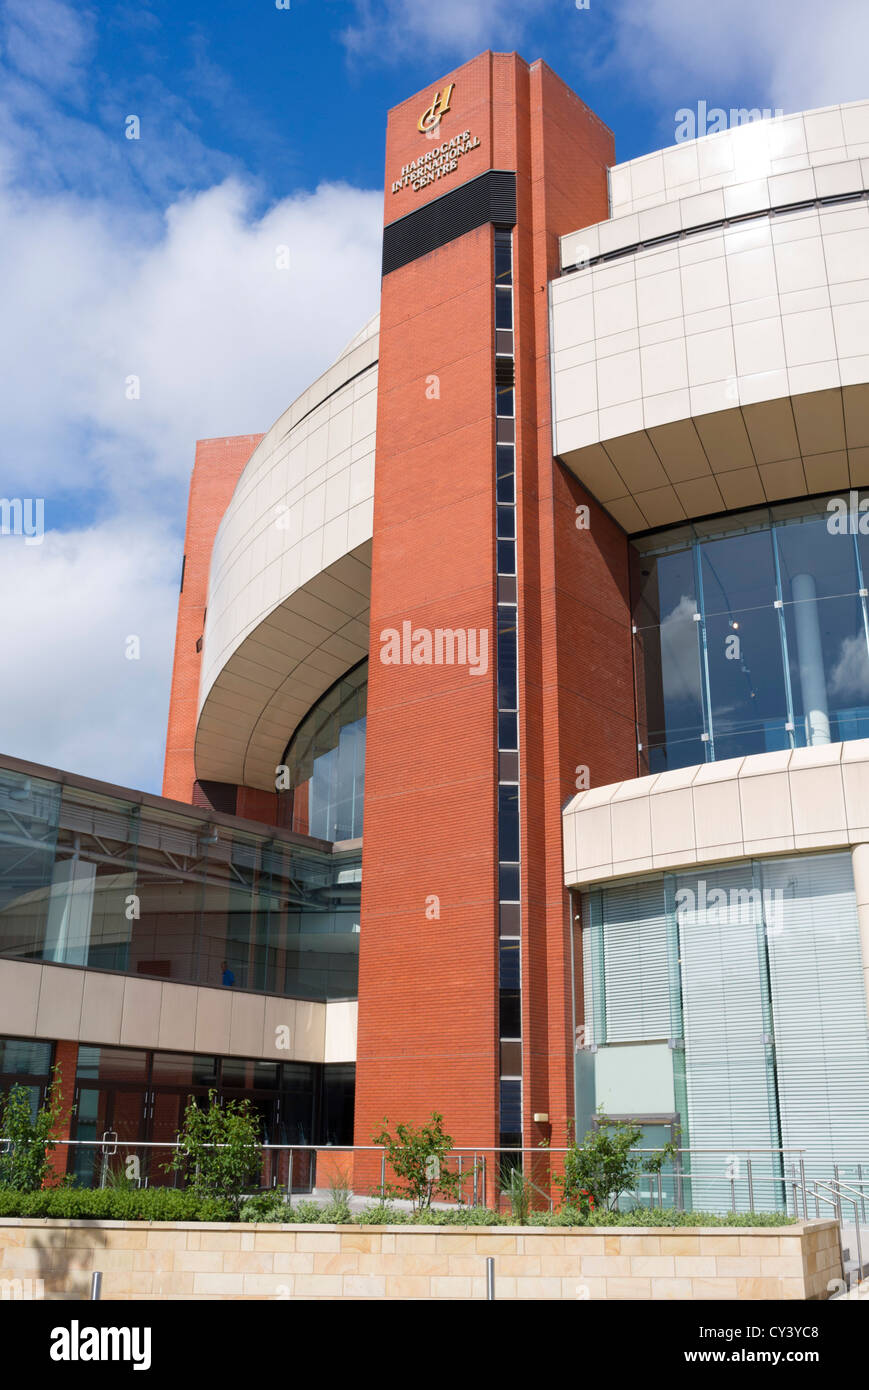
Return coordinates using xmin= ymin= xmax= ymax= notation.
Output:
xmin=562 ymin=1235 xmax=606 ymax=1255
xmin=431 ymin=1276 xmax=473 ymax=1298
xmin=792 ymin=388 xmax=847 ymax=455
xmin=79 ymin=969 xmax=125 ymax=1046
xmin=539 ymin=1255 xmax=584 ymax=1277
xmin=616 ymin=1234 xmax=662 ymax=1255
xmin=742 ymin=398 xmax=800 ymax=464
xmin=631 ymin=1255 xmax=676 ymax=1277
xmin=716 ymin=467 xmax=766 ymax=509
xmin=651 ymin=1278 xmax=694 ymax=1299
xmin=273 ymin=1253 xmax=314 ymax=1274
xmin=738 ymin=1234 xmax=782 ymax=1255
xmin=605 ymin=430 xmax=669 ymax=492
xmin=675 ymin=1255 xmax=718 ymax=1277
xmin=145 ymin=1230 xmax=188 ymax=1250
xmin=35 ymin=964 xmax=84 ymax=1040
xmin=633 ymin=485 xmax=686 ymax=528
xmin=695 ymin=408 xmax=756 ymax=472
xmin=516 ymin=1276 xmax=564 ymax=1299
xmin=343 ymin=1274 xmax=387 ymax=1298
xmin=229 ymin=991 xmax=266 ymax=1058
xmin=604 ymin=1277 xmax=653 ymax=1299
xmin=293 ymin=1000 xmax=326 ymax=1061
xmin=490 ymin=1255 xmax=541 ymax=1277
xmin=340 ymin=1232 xmax=380 ymax=1253
xmin=296 ymin=1232 xmax=342 ymax=1252
xmin=581 ymin=1255 xmax=631 ymax=1277
xmin=173 ymin=1251 xmax=225 ymax=1274
xmin=191 ymin=1272 xmax=247 ymax=1295
xmin=759 ymin=457 xmax=808 ymax=500
xmin=716 ymin=1256 xmax=762 ymax=1277
xmin=198 ymin=1231 xmax=242 ymax=1251
xmin=647 ymin=418 xmax=711 ymax=482
xmin=119 ymin=976 xmax=162 ymax=1048
xmin=253 ymin=1231 xmax=297 ymax=1252
xmin=261 ymin=995 xmax=296 ymax=1060
xmin=604 ymin=495 xmax=649 ymax=532
xmin=0 ymin=961 xmax=42 ymax=1037
xmin=192 ymin=986 xmax=232 ymax=1054
xmin=384 ymin=1275 xmax=430 ymax=1298
xmin=157 ymin=982 xmax=198 ymax=1053
xmin=223 ymin=1252 xmax=275 ymax=1274
xmin=738 ymin=772 xmax=793 ymax=846
xmin=803 ymin=450 xmax=849 ymax=492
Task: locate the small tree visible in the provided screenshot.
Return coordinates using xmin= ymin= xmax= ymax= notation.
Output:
xmin=373 ymin=1112 xmax=464 ymax=1211
xmin=0 ymin=1066 xmax=67 ymax=1191
xmin=555 ymin=1110 xmax=677 ymax=1213
xmin=166 ymin=1090 xmax=262 ymax=1213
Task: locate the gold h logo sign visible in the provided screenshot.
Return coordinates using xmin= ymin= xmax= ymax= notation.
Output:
xmin=418 ymin=83 xmax=455 ymax=133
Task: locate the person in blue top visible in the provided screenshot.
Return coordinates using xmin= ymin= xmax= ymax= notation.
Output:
xmin=221 ymin=960 xmax=235 ymax=987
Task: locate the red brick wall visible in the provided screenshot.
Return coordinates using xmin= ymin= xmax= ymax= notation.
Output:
xmin=162 ymin=434 xmax=263 ymax=806
xmin=356 ymin=53 xmax=637 ymax=1173
xmin=46 ymin=1039 xmax=78 ymax=1184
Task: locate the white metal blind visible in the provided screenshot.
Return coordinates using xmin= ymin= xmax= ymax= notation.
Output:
xmin=677 ymin=864 xmax=780 ymax=1209
xmin=762 ymin=852 xmax=869 ymax=1180
xmin=583 ymin=879 xmax=671 ymax=1043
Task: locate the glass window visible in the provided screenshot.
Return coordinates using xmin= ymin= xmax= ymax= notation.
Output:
xmin=776 ymin=514 xmax=869 ymax=747
xmin=699 ymin=527 xmax=789 ymax=760
xmin=631 ymin=496 xmax=869 ymax=768
xmin=496 ymin=446 xmax=515 ymax=503
xmin=75 ymin=1046 xmax=149 ymax=1085
xmin=497 ymin=608 xmax=518 ymax=710
xmin=498 ymin=785 xmax=520 ymax=863
xmin=282 ymin=661 xmax=367 ymax=843
xmin=0 ymin=1037 xmax=52 ymax=1076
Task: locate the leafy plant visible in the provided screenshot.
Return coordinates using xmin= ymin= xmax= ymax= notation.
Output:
xmin=164 ymin=1089 xmax=262 ymax=1213
xmin=373 ymin=1112 xmax=465 ymax=1210
xmin=320 ymin=1167 xmax=353 ymax=1223
xmin=501 ymin=1166 xmax=533 ymax=1224
xmin=555 ymin=1110 xmax=677 ymax=1213
xmin=0 ymin=1067 xmax=68 ymax=1191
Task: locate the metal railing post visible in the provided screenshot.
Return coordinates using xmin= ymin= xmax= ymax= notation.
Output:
xmin=286 ymin=1149 xmax=293 ymax=1201
xmin=486 ymin=1257 xmax=495 ymax=1300
xmin=90 ymin=1272 xmax=102 ymax=1301
xmin=380 ymin=1150 xmax=386 ymax=1200
xmin=799 ymin=1158 xmax=808 ymax=1220
xmin=746 ymin=1158 xmax=754 ymax=1213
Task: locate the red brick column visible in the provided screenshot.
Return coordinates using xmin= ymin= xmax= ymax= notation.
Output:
xmin=45 ymin=1040 xmax=78 ymax=1184
xmin=162 ymin=434 xmax=263 ymax=806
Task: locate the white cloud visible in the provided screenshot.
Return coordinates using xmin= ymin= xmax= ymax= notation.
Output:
xmin=0 ymin=522 xmax=178 ymax=792
xmin=342 ymin=0 xmax=548 ymax=61
xmin=590 ymin=0 xmax=869 ymax=115
xmin=0 ymin=174 xmax=382 ymax=791
xmin=0 ymin=0 xmax=383 ymax=795
xmin=1 ymin=0 xmax=94 ymax=94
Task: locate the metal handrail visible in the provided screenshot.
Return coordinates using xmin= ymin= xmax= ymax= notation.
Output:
xmin=811 ymin=1178 xmax=863 ymax=1282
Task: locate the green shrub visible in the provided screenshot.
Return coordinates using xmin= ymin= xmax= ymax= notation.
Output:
xmin=556 ymin=1110 xmax=677 ymax=1212
xmin=373 ymin=1112 xmax=464 ymax=1210
xmin=164 ymin=1089 xmax=262 ymax=1213
xmin=0 ymin=1186 xmax=798 ymax=1227
xmin=0 ymin=1068 xmax=67 ymax=1191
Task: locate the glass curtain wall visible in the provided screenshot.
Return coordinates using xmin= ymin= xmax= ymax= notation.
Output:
xmin=633 ymin=496 xmax=869 ymax=771
xmin=580 ymin=851 xmax=869 ymax=1211
xmin=281 ymin=662 xmax=367 ymax=842
xmin=0 ymin=764 xmax=360 ymax=1000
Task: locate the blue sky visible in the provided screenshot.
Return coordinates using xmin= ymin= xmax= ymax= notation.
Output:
xmin=0 ymin=0 xmax=864 ymax=794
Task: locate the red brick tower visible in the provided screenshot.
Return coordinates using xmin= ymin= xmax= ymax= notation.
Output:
xmin=355 ymin=53 xmax=637 ymax=1173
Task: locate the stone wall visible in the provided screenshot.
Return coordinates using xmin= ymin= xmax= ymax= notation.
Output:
xmin=0 ymin=1219 xmax=841 ymax=1300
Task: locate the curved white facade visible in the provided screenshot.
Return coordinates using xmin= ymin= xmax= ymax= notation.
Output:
xmin=195 ymin=316 xmax=378 ymax=788
xmin=552 ymin=101 xmax=869 ymax=532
